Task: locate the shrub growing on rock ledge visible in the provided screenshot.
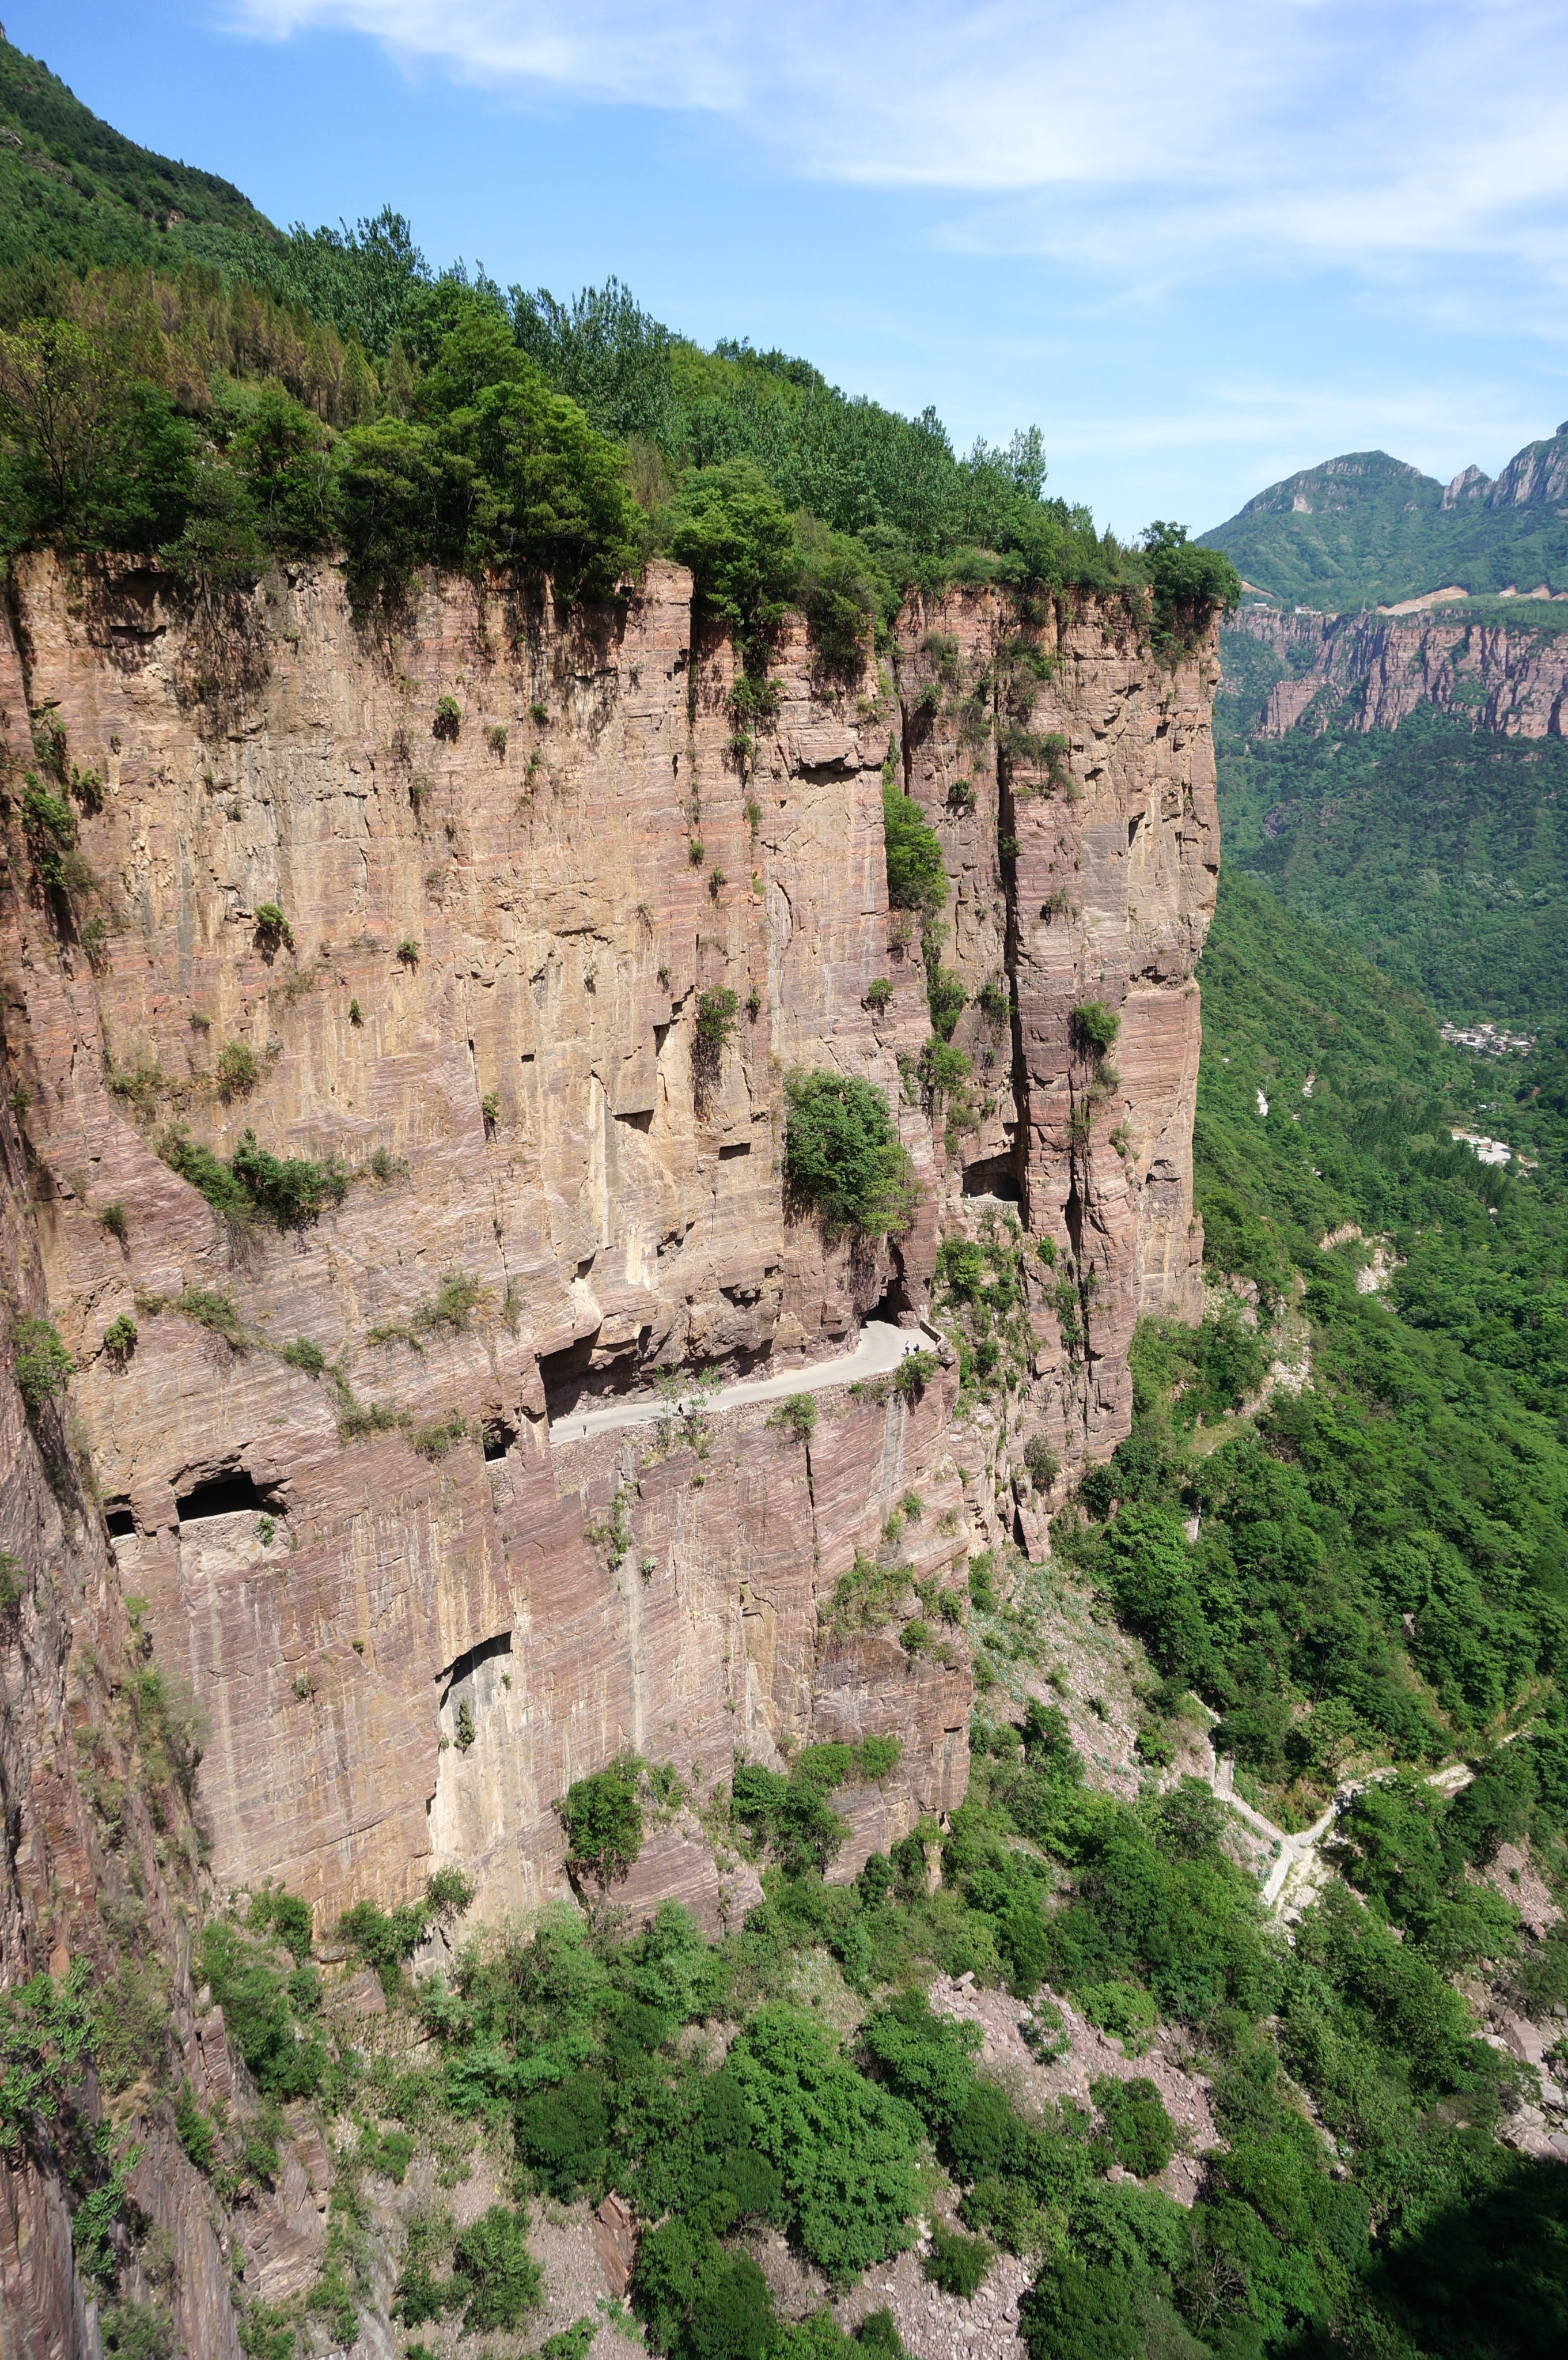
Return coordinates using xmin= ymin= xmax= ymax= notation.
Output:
xmin=12 ymin=1317 xmax=71 ymax=1410
xmin=560 ymin=1758 xmax=644 ymax=1891
xmin=783 ymin=1071 xmax=918 ymax=1240
xmin=1070 ymin=1000 xmax=1119 ymax=1060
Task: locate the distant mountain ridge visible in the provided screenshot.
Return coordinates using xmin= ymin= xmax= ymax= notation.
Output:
xmin=1200 ymin=429 xmax=1568 ymax=612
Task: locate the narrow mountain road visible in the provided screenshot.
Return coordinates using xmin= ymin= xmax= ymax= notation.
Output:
xmin=548 ymin=1318 xmax=938 ymax=1445
xmin=1209 ymin=1753 xmax=1475 ymax=1918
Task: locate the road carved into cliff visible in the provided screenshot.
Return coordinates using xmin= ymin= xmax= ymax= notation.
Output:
xmin=548 ymin=1318 xmax=933 ymax=1443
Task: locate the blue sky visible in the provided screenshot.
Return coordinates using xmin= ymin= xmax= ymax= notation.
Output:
xmin=16 ymin=1 xmax=1568 ymax=538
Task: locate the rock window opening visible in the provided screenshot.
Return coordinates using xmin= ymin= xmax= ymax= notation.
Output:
xmin=176 ymin=1470 xmax=264 ymax=1522
xmin=482 ymin=1421 xmax=513 ymax=1462
xmin=105 ymin=1506 xmax=135 ymax=1538
xmin=963 ymin=1155 xmax=1021 ymax=1202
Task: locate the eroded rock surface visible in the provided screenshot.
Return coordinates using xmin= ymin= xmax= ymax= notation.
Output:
xmin=0 ymin=554 xmax=1217 ymax=1935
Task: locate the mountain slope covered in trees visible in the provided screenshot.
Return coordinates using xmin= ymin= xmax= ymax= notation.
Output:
xmin=1200 ymin=439 xmax=1568 ymax=610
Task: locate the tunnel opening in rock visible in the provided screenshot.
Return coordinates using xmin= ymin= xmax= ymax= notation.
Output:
xmin=105 ymin=1504 xmax=135 ymax=1538
xmin=540 ymin=1335 xmax=616 ymax=1417
xmin=962 ymin=1155 xmax=1021 ymax=1202
xmin=482 ymin=1420 xmax=513 ymax=1462
xmin=176 ymin=1470 xmax=264 ymax=1522
xmin=870 ymin=1267 xmax=914 ymax=1323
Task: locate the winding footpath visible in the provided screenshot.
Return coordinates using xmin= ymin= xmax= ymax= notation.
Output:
xmin=1209 ymin=1752 xmax=1476 ymax=1919
xmin=548 ymin=1318 xmax=939 ymax=1445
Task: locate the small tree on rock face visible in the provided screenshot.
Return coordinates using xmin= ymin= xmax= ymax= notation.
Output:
xmin=783 ymin=1071 xmax=919 ymax=1240
xmin=13 ymin=1318 xmax=71 ymax=1411
xmin=1070 ymin=1000 xmax=1119 ymax=1060
xmin=559 ymin=1758 xmax=643 ymax=1891
xmin=692 ymin=987 xmax=739 ymax=1107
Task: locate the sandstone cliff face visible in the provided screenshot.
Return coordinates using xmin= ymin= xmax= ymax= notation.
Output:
xmin=0 ymin=1092 xmax=244 ymax=2358
xmin=0 ymin=553 xmax=1217 ymax=1945
xmin=1228 ymin=603 xmax=1568 ymax=739
xmin=889 ymin=591 xmax=1218 ymax=1475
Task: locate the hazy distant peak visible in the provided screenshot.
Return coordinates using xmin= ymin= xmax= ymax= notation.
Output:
xmin=1441 ymin=464 xmax=1491 ymax=508
xmin=1486 ymin=426 xmax=1568 ymax=512
xmin=1237 ymin=451 xmax=1438 ymax=523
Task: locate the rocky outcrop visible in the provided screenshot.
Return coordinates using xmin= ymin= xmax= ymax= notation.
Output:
xmin=0 ymin=1087 xmax=245 ymax=2353
xmin=1226 ymin=602 xmax=1568 ymax=739
xmin=890 ymin=591 xmax=1218 ymax=1468
xmin=0 ymin=551 xmax=1217 ymax=1943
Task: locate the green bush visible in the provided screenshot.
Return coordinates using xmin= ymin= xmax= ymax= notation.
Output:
xmin=725 ymin=2004 xmax=924 ymax=2276
xmin=730 ymin=1760 xmax=847 ymax=1877
xmin=253 ymin=902 xmax=291 ymax=950
xmin=1090 ymin=2075 xmax=1175 ymax=2179
xmin=247 ymin=1886 xmax=313 ymax=1961
xmin=451 ymin=2202 xmax=541 ymax=2330
xmin=894 ymin=1350 xmax=938 ymax=1401
xmin=882 ymin=782 xmax=948 ymax=915
xmin=338 ymin=1869 xmax=470 ymax=1993
xmin=560 ymin=1759 xmax=643 ymax=1887
xmin=158 ymin=1122 xmax=346 ymax=1228
xmin=516 ymin=2070 xmax=609 ymax=2198
xmin=102 ymin=1313 xmax=137 ymax=1360
xmin=694 ymin=986 xmax=740 ymax=1075
xmin=1022 ymin=1435 xmax=1058 ymax=1491
xmin=1070 ymin=1001 xmax=1119 ymax=1059
xmin=770 ymin=1392 xmax=817 ymax=1442
xmin=100 ymin=2303 xmax=173 ymax=2359
xmin=214 ymin=1039 xmax=259 ymax=1100
xmin=230 ymin=1129 xmax=347 ymax=1226
xmin=860 ymin=1988 xmax=979 ymax=2134
xmin=924 ymin=2219 xmax=993 ymax=2298
xmin=198 ymin=1917 xmax=325 ymax=2101
xmin=783 ymin=1071 xmax=919 ymax=1239
xmin=12 ymin=1317 xmax=71 ymax=1409
xmin=926 ymin=968 xmax=967 ymax=1042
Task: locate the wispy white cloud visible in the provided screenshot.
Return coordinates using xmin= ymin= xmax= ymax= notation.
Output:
xmin=232 ymin=0 xmax=1568 ymax=279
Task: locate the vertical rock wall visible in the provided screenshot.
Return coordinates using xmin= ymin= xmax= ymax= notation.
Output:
xmin=0 ymin=1088 xmax=243 ymax=2358
xmin=891 ymin=589 xmax=1218 ymax=1475
xmin=0 ymin=553 xmax=1217 ymax=1934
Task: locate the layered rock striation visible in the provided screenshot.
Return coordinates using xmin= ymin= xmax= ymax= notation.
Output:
xmin=1229 ymin=602 xmax=1568 ymax=740
xmin=0 ymin=553 xmax=1218 ymax=1940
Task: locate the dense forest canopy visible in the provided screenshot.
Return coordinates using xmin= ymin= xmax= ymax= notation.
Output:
xmin=0 ymin=33 xmax=1239 ymax=647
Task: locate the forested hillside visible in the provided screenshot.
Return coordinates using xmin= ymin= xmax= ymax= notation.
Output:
xmin=1200 ymin=440 xmax=1568 ymax=610
xmin=0 ymin=33 xmax=271 ymax=273
xmin=0 ymin=39 xmax=1234 ymax=648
